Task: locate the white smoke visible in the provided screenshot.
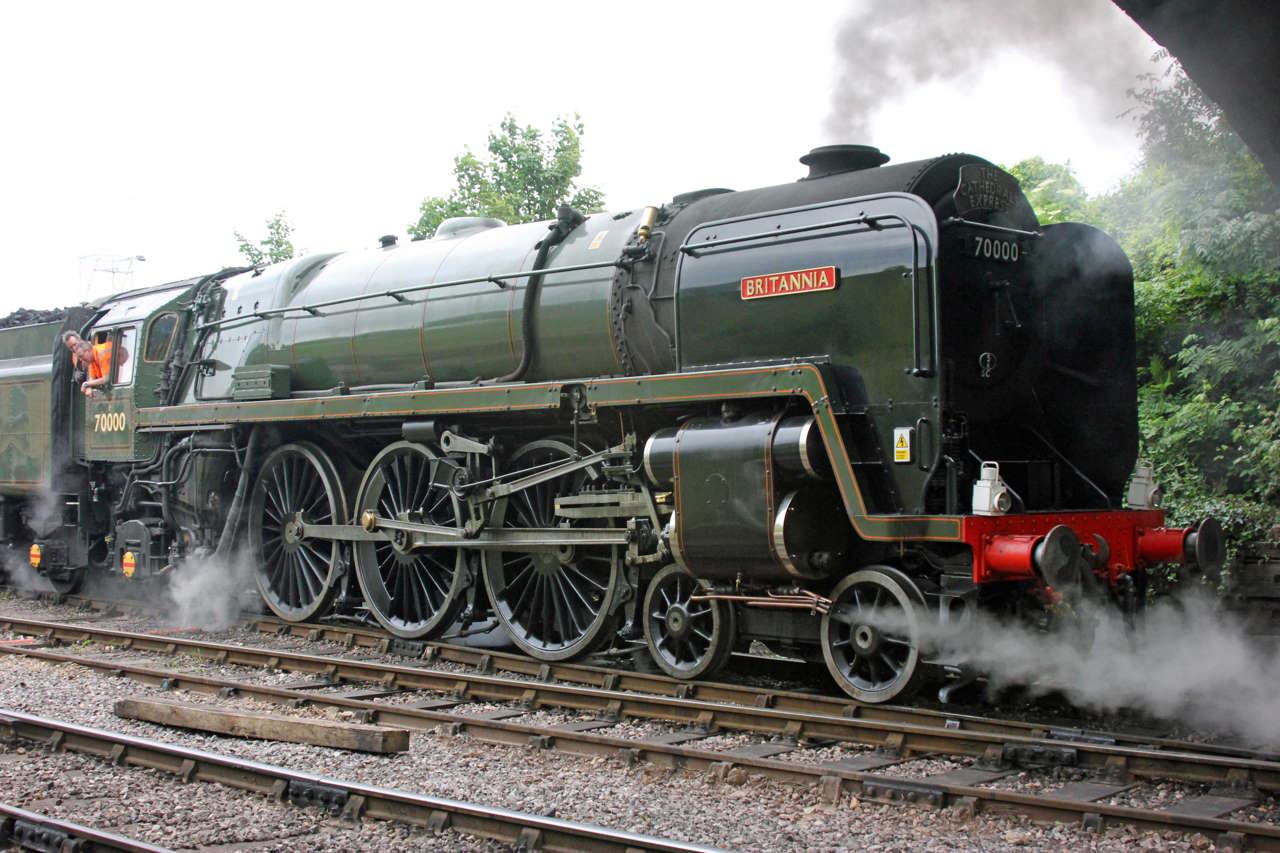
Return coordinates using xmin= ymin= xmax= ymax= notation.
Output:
xmin=930 ymin=589 xmax=1280 ymax=746
xmin=2 ymin=547 xmax=53 ymax=592
xmin=826 ymin=0 xmax=1155 ymax=143
xmin=24 ymin=483 xmax=64 ymax=538
xmin=164 ymin=547 xmax=256 ymax=631
xmin=3 ymin=483 xmax=62 ymax=592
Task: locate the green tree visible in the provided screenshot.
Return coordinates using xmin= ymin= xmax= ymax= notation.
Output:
xmin=1008 ymin=57 xmax=1279 ymax=556
xmin=1099 ymin=58 xmax=1280 ymax=552
xmin=234 ymin=211 xmax=295 ymax=266
xmin=408 ymin=115 xmax=604 ymax=239
xmin=1004 ymin=156 xmax=1092 ymax=224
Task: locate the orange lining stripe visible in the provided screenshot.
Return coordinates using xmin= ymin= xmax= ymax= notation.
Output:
xmin=141 ymin=362 xmax=960 ymax=543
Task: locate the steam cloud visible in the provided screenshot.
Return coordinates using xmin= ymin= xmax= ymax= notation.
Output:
xmin=165 ymin=548 xmax=256 ymax=631
xmin=2 ymin=548 xmax=52 ymax=593
xmin=3 ymin=484 xmax=62 ymax=592
xmin=826 ymin=0 xmax=1155 ymax=142
xmin=25 ymin=484 xmax=64 ymax=539
xmin=932 ymin=590 xmax=1280 ymax=747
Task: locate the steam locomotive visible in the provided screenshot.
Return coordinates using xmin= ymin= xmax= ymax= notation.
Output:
xmin=0 ymin=145 xmax=1223 ymax=702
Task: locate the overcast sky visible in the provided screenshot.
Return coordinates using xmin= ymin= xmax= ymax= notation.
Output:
xmin=0 ymin=0 xmax=1159 ymax=313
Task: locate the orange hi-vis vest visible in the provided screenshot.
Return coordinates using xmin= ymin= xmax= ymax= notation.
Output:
xmin=88 ymin=340 xmax=112 ymax=381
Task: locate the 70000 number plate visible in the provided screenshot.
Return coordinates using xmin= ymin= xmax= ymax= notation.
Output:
xmin=970 ymin=235 xmax=1020 ymax=264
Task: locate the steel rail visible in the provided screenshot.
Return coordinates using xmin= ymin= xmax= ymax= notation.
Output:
xmin=249 ymin=614 xmax=1280 ymax=763
xmin=1 ymin=647 xmax=1276 ymax=850
xmin=0 ymin=708 xmax=722 ymax=853
xmin=0 ymin=802 xmax=175 ymax=853
xmin=3 ymin=616 xmax=1279 ymax=794
xmin=17 ymin=593 xmax=1278 ymax=763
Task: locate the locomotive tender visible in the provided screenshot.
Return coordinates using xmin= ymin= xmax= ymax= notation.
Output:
xmin=0 ymin=145 xmax=1223 ymax=702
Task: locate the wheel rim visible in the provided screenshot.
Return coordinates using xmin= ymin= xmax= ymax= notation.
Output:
xmin=43 ymin=566 xmax=85 ymax=596
xmin=644 ymin=564 xmax=734 ymax=679
xmin=352 ymin=441 xmax=468 ymax=639
xmin=822 ymin=568 xmax=923 ymax=703
xmin=482 ymin=440 xmax=620 ymax=661
xmin=249 ymin=443 xmax=345 ymax=623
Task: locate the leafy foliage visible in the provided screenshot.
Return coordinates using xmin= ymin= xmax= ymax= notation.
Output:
xmin=234 ymin=211 xmax=295 ymax=266
xmin=408 ymin=115 xmax=604 ymax=239
xmin=1004 ymin=157 xmax=1092 ymax=224
xmin=1012 ymin=56 xmax=1279 ymax=555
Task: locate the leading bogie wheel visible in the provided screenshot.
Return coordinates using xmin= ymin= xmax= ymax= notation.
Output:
xmin=821 ymin=566 xmax=927 ymax=703
xmin=248 ymin=442 xmax=347 ymax=623
xmin=352 ymin=441 xmax=469 ymax=639
xmin=643 ymin=564 xmax=736 ymax=680
xmin=44 ymin=566 xmax=85 ymax=596
xmin=481 ymin=439 xmax=622 ymax=661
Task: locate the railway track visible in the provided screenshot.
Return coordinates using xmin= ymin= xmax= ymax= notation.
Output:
xmin=246 ymin=612 xmax=1276 ymax=762
xmin=0 ymin=801 xmax=174 ymax=853
xmin=0 ymin=708 xmax=720 ymax=853
xmin=46 ymin=588 xmax=1273 ymax=761
xmin=2 ymin=613 xmax=1278 ymax=849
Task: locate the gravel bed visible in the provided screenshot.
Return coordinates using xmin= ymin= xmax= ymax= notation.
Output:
xmin=685 ymin=731 xmax=768 ymax=752
xmin=0 ymin=738 xmax=494 ymax=851
xmin=869 ymin=756 xmax=965 ymax=780
xmin=0 ymin=653 xmax=1218 ymax=851
xmin=1235 ymin=796 xmax=1280 ymax=823
xmin=446 ymin=700 xmax=529 ymax=717
xmin=2 ymin=593 xmax=1268 ymax=756
xmin=498 ymin=708 xmax=597 ymax=728
xmin=5 ymin=596 xmax=1275 ymax=849
xmin=598 ymin=718 xmax=700 ymax=741
xmin=8 ymin=596 xmax=814 ymax=703
xmin=774 ymin=741 xmax=879 ymax=766
xmin=10 ymin=641 xmax=344 ymax=691
xmin=983 ymin=767 xmax=1093 ymax=793
xmin=370 ymin=688 xmax=457 ymax=706
xmin=1103 ymin=781 xmax=1213 ymax=810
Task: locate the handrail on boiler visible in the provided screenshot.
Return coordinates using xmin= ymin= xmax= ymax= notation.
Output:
xmin=196 ymin=258 xmax=627 ymax=333
xmin=678 ymin=213 xmax=936 ymax=378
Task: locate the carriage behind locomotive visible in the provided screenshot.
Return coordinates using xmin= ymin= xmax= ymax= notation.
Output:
xmin=0 ymin=147 xmax=1223 ymax=703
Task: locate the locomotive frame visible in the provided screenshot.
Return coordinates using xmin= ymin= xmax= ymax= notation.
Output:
xmin=3 ymin=146 xmax=1224 ymax=704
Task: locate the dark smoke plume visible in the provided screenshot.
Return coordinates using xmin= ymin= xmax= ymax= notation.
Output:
xmin=826 ymin=0 xmax=1155 ymax=142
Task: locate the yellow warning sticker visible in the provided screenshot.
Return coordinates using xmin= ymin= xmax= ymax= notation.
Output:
xmin=893 ymin=428 xmax=912 ymax=464
xmin=588 ymin=230 xmax=608 ymax=250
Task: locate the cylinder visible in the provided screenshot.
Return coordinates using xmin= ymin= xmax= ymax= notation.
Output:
xmin=771 ymin=488 xmax=849 ymax=578
xmin=647 ymin=414 xmax=846 ymax=581
xmin=643 ymin=427 xmax=679 ymax=487
xmin=770 ymin=416 xmax=828 ymax=479
xmin=643 ymin=415 xmax=828 ymax=488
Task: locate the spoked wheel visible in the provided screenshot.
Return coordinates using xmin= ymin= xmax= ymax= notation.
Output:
xmin=644 ymin=564 xmax=735 ymax=679
xmin=249 ymin=442 xmax=347 ymax=623
xmin=352 ymin=441 xmax=469 ymax=639
xmin=482 ymin=439 xmax=622 ymax=661
xmin=822 ymin=566 xmax=927 ymax=703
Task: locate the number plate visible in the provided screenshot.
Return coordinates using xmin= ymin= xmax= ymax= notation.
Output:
xmin=970 ymin=235 xmax=1020 ymax=264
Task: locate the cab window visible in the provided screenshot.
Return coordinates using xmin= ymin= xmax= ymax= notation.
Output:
xmin=112 ymin=326 xmax=138 ymax=387
xmin=143 ymin=313 xmax=178 ymax=362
